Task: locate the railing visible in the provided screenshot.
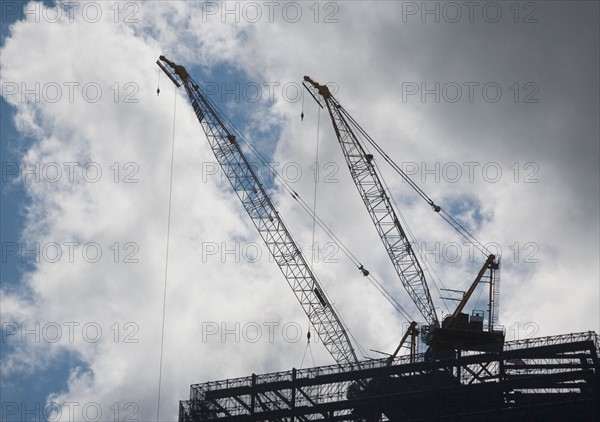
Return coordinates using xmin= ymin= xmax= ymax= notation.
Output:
xmin=503 ymin=330 xmax=598 ymax=351
xmin=190 ymin=331 xmax=598 ymax=394
xmin=181 ymin=331 xmax=599 ymax=420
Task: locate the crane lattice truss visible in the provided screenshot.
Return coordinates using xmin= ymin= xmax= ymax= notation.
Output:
xmin=179 ymin=331 xmax=600 ymax=421
xmin=157 ymin=57 xmax=358 ymax=366
xmin=303 ymin=78 xmax=438 ymax=327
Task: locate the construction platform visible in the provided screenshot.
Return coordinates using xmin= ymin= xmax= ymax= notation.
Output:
xmin=179 ymin=331 xmax=599 ymax=421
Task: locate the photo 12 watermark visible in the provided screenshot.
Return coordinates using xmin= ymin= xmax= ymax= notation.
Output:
xmin=1 ymin=241 xmax=140 ymax=264
xmin=1 ymin=401 xmax=139 ymax=422
xmin=1 ymin=81 xmax=139 ymax=104
xmin=417 ymin=241 xmax=540 ymax=264
xmin=201 ymin=321 xmax=313 ymax=344
xmin=201 ymin=160 xmax=340 ymax=185
xmin=197 ymin=80 xmax=338 ymax=104
xmin=1 ymin=161 xmax=140 ymax=184
xmin=0 ymin=1 xmax=341 ymax=25
xmin=401 ymin=82 xmax=540 ymax=104
xmin=1 ymin=321 xmax=140 ymax=344
xmin=0 ymin=1 xmax=140 ymax=24
xmin=400 ymin=2 xmax=540 ymax=24
xmin=400 ymin=161 xmax=540 ymax=184
xmin=506 ymin=321 xmax=540 ymax=341
xmin=198 ymin=1 xmax=341 ymax=24
xmin=201 ymin=241 xmax=339 ymax=264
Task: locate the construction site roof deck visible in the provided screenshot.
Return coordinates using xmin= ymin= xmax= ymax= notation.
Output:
xmin=180 ymin=331 xmax=600 ymax=422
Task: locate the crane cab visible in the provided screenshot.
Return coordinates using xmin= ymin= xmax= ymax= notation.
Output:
xmin=427 ymin=311 xmax=505 ymax=354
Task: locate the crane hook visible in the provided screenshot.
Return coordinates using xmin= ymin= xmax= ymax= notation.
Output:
xmin=157 ymin=67 xmax=161 ymax=96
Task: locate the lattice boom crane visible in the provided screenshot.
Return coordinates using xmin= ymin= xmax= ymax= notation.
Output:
xmin=304 ymin=76 xmax=504 ymax=354
xmin=303 ymin=76 xmax=439 ymax=328
xmin=157 ymin=56 xmax=359 ymax=366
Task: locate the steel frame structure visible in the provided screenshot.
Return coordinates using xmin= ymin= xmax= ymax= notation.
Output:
xmin=179 ymin=331 xmax=599 ymax=421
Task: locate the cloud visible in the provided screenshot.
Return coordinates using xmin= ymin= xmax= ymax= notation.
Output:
xmin=1 ymin=1 xmax=598 ymax=420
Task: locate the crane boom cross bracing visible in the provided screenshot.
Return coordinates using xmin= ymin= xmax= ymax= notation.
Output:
xmin=157 ymin=56 xmax=359 ymax=366
xmin=303 ymin=77 xmax=439 ymax=329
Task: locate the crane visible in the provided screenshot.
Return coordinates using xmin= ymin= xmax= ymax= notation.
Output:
xmin=303 ymin=76 xmax=503 ymax=354
xmin=156 ymin=56 xmax=359 ymax=366
xmin=442 ymin=254 xmax=496 ymax=330
xmin=302 ymin=76 xmax=439 ymax=329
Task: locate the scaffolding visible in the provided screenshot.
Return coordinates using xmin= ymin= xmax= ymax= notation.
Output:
xmin=179 ymin=331 xmax=599 ymax=421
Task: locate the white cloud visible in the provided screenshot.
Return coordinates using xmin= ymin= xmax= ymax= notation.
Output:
xmin=1 ymin=1 xmax=598 ymax=420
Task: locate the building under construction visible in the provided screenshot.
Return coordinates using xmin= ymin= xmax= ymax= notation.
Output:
xmin=156 ymin=57 xmax=599 ymax=421
xmin=179 ymin=331 xmax=599 ymax=421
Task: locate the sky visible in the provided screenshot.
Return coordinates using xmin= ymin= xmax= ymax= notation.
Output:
xmin=0 ymin=1 xmax=598 ymax=421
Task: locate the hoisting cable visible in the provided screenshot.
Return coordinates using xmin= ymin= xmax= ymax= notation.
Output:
xmin=156 ymin=67 xmax=161 ymax=96
xmin=199 ymin=89 xmax=417 ymax=327
xmin=339 ymin=106 xmax=491 ymax=259
xmin=156 ymin=88 xmax=177 ymax=422
xmin=305 ymin=106 xmax=320 ymax=358
xmin=310 ymin=107 xmax=320 ymax=271
xmin=235 ymin=127 xmax=416 ymax=324
xmin=209 ymin=94 xmax=366 ymax=271
xmin=346 ymin=107 xmax=490 ymax=258
xmin=301 ymin=89 xmax=305 ymax=121
xmin=240 ymin=132 xmax=416 ymax=324
xmin=367 ymin=139 xmax=451 ymax=313
xmin=378 ymin=167 xmax=451 ymax=315
xmin=360 ymin=135 xmax=480 ymax=314
xmin=241 ymin=136 xmax=415 ymax=323
xmin=331 ymin=104 xmax=451 ymax=314
xmin=300 ymin=328 xmax=315 ymax=368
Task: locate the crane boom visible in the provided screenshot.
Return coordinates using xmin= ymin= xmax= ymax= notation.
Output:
xmin=442 ymin=254 xmax=496 ymax=329
xmin=158 ymin=56 xmax=358 ymax=366
xmin=304 ymin=77 xmax=439 ymax=328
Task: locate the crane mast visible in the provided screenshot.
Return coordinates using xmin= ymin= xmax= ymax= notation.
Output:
xmin=157 ymin=56 xmax=358 ymax=366
xmin=304 ymin=77 xmax=439 ymax=328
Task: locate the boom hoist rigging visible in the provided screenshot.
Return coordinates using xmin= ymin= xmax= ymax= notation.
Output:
xmin=156 ymin=56 xmax=360 ymax=366
xmin=303 ymin=76 xmax=504 ymax=355
xmin=157 ymin=53 xmax=502 ymax=368
xmin=159 ymin=62 xmax=600 ymax=422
